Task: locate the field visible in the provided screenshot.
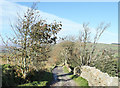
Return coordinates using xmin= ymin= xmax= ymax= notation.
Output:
xmin=0 ymin=43 xmax=119 ymax=67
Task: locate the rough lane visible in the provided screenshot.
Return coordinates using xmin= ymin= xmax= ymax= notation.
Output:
xmin=51 ymin=66 xmax=77 ymax=86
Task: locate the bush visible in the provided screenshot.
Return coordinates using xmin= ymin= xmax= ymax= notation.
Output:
xmin=2 ymin=64 xmax=54 ymax=87
xmin=90 ymin=58 xmax=118 ymax=77
xmin=26 ymin=69 xmax=53 ymax=84
xmin=2 ymin=64 xmax=26 ymax=86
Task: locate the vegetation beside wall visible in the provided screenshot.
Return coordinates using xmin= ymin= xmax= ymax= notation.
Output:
xmin=52 ymin=41 xmax=118 ymax=77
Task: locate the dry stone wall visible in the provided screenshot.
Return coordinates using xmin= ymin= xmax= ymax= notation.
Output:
xmin=80 ymin=66 xmax=118 ymax=86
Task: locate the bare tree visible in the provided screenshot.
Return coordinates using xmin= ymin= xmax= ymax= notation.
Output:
xmin=76 ymin=22 xmax=110 ymax=66
xmin=59 ymin=23 xmax=110 ymax=75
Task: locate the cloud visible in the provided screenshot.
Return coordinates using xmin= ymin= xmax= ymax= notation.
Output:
xmin=0 ymin=0 xmax=118 ymax=45
xmin=5 ymin=0 xmax=120 ymax=2
xmin=0 ymin=0 xmax=83 ymax=38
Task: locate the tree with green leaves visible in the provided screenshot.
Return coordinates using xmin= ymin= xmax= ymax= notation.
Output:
xmin=0 ymin=3 xmax=62 ymax=78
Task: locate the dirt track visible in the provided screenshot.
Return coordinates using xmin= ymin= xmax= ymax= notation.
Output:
xmin=51 ymin=66 xmax=77 ymax=86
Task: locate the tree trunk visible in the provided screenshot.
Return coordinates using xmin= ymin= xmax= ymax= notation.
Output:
xmin=7 ymin=57 xmax=8 ymax=64
xmin=23 ymin=57 xmax=26 ymax=79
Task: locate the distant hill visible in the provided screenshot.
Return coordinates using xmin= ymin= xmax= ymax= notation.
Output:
xmin=111 ymin=43 xmax=120 ymax=45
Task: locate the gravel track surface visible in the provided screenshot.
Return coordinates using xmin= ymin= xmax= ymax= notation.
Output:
xmin=51 ymin=66 xmax=77 ymax=86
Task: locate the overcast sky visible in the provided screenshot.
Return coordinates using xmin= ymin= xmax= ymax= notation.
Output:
xmin=0 ymin=0 xmax=118 ymax=45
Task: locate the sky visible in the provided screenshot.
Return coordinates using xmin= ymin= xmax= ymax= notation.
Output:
xmin=0 ymin=0 xmax=118 ymax=45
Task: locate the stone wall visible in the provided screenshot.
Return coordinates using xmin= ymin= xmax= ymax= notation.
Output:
xmin=80 ymin=66 xmax=118 ymax=86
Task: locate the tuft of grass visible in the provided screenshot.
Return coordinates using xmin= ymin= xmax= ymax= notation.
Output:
xmin=18 ymin=81 xmax=48 ymax=86
xmin=71 ymin=75 xmax=89 ymax=87
xmin=63 ymin=66 xmax=69 ymax=73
